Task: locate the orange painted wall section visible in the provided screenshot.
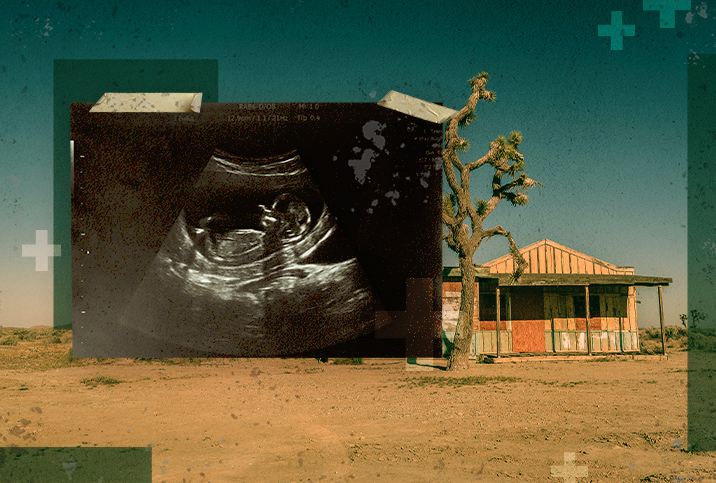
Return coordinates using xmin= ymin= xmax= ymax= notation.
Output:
xmin=512 ymin=320 xmax=546 ymax=352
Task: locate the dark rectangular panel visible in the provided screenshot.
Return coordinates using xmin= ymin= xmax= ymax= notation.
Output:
xmin=54 ymin=59 xmax=220 ymax=330
xmin=71 ymin=103 xmax=442 ymax=358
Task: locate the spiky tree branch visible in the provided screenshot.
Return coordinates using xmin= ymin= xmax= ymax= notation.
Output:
xmin=443 ymin=74 xmax=542 ymax=371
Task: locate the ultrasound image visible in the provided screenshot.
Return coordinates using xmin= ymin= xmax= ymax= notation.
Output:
xmin=119 ymin=149 xmax=379 ymax=355
xmin=71 ymin=103 xmax=442 ymax=358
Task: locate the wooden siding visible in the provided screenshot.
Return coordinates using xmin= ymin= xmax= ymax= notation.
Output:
xmin=541 ymin=286 xmax=637 ymax=353
xmin=442 ymin=240 xmax=660 ymax=356
xmin=441 ymin=281 xmax=478 ymax=333
xmin=486 ymin=239 xmax=635 ymax=276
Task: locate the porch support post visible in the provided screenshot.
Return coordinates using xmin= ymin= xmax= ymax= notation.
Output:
xmin=496 ymin=285 xmax=501 ymax=358
xmin=474 ymin=279 xmax=480 ymax=357
xmin=659 ymin=285 xmax=666 ymax=355
xmin=586 ymin=285 xmax=592 ymax=355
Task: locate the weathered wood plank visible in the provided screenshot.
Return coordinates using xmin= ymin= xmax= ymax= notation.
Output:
xmin=529 ymin=250 xmax=537 ymax=273
xmin=538 ymin=244 xmax=547 ymax=273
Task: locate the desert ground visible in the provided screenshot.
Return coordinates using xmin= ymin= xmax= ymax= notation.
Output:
xmin=0 ymin=327 xmax=715 ymax=482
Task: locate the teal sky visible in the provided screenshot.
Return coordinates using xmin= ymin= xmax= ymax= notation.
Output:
xmin=0 ymin=0 xmax=713 ymax=328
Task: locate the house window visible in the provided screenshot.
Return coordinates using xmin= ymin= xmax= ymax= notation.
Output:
xmin=590 ymin=296 xmax=601 ymax=317
xmin=479 ymin=292 xmax=507 ymax=320
xmin=573 ymin=294 xmax=601 ymax=318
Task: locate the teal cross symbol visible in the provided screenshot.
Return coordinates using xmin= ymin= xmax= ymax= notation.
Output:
xmin=598 ymin=11 xmax=635 ymax=50
xmin=22 ymin=230 xmax=61 ymax=271
xmin=643 ymin=0 xmax=691 ymax=28
xmin=551 ymin=452 xmax=588 ymax=483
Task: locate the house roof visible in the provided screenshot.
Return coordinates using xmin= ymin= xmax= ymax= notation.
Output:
xmin=442 ymin=269 xmax=671 ymax=287
xmin=483 ymin=239 xmax=634 ymax=276
xmin=443 ymin=239 xmax=671 ymax=287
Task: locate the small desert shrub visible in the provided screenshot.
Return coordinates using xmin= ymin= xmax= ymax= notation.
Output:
xmin=640 ymin=327 xmax=662 ymax=341
xmin=52 ymin=348 xmax=84 ymax=368
xmin=688 ymin=329 xmax=716 ymax=352
xmin=134 ymin=357 xmax=207 ymax=365
xmin=639 ymin=339 xmax=661 ymax=355
xmin=639 ymin=326 xmax=688 ymax=353
xmin=80 ymin=376 xmax=123 ymax=387
xmin=14 ymin=330 xmax=39 ymax=342
xmin=664 ymin=326 xmax=687 ymax=340
xmin=332 ymin=358 xmax=364 ymax=365
xmin=0 ymin=337 xmax=18 ymax=346
xmin=408 ymin=375 xmax=520 ymax=388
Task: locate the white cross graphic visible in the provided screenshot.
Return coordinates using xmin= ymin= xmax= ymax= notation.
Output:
xmin=22 ymin=230 xmax=61 ymax=271
xmin=551 ymin=452 xmax=588 ymax=483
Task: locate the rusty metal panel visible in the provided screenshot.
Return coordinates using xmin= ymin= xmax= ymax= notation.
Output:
xmin=442 ymin=281 xmax=461 ymax=295
xmin=513 ymin=320 xmax=546 ymax=352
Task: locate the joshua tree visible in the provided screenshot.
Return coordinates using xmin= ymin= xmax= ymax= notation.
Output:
xmin=690 ymin=309 xmax=706 ymax=329
xmin=443 ymin=73 xmax=542 ymax=371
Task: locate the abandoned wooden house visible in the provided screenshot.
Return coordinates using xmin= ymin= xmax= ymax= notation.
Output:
xmin=442 ymin=239 xmax=672 ymax=357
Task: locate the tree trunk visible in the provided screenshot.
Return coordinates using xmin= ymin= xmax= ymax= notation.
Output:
xmin=446 ymin=257 xmax=477 ymax=371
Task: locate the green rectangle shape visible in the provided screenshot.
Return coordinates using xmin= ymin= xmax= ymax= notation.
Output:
xmin=0 ymin=446 xmax=151 ymax=482
xmin=688 ymin=53 xmax=716 ymax=452
xmin=53 ymin=59 xmax=219 ymax=329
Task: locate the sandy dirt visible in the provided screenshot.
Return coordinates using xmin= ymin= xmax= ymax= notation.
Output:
xmin=0 ymin=330 xmax=715 ymax=482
